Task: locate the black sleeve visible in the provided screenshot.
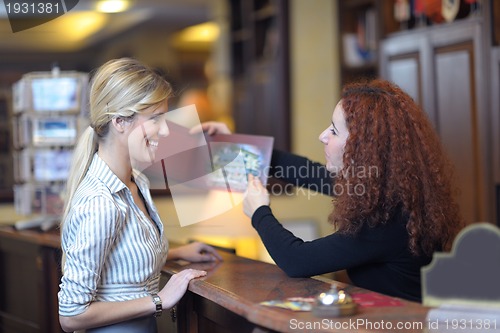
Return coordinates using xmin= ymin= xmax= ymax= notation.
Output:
xmin=269 ymin=150 xmax=334 ymax=196
xmin=251 ymin=206 xmax=405 ymax=278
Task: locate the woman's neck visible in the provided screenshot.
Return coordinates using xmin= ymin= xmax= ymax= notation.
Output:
xmin=98 ymin=141 xmax=133 ymax=187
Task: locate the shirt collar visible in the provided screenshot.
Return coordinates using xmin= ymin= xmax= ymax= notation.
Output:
xmin=88 ymin=153 xmax=127 ymax=194
xmin=88 ymin=153 xmax=152 ymax=196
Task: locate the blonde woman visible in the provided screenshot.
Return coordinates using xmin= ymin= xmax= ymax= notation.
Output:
xmin=58 ymin=58 xmax=221 ymax=333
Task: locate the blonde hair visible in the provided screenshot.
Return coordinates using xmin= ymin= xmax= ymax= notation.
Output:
xmin=61 ymin=58 xmax=172 ymax=226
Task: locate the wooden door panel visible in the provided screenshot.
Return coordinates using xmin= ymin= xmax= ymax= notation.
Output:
xmin=434 ymin=44 xmax=479 ymax=224
xmin=387 ymin=55 xmax=421 ymax=106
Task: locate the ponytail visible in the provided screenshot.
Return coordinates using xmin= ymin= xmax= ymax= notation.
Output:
xmin=61 ymin=126 xmax=98 ymax=227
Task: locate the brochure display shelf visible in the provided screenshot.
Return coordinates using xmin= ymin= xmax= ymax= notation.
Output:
xmin=11 ymin=69 xmax=89 ymax=220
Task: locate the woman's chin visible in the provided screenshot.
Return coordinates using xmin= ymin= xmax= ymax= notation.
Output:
xmin=131 ymin=153 xmax=156 ymax=168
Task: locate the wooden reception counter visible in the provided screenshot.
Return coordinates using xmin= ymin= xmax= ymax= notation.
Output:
xmin=0 ymin=226 xmax=63 ymax=333
xmin=0 ymin=227 xmax=430 ymax=333
xmin=162 ymin=251 xmax=430 ymax=333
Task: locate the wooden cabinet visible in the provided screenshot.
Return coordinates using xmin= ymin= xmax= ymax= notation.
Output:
xmin=379 ymin=15 xmax=495 ymax=225
xmin=228 ymin=0 xmax=290 ymax=151
xmin=0 ymin=228 xmax=62 ymax=333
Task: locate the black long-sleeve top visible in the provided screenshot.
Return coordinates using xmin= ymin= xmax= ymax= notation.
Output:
xmin=252 ymin=150 xmax=432 ymax=302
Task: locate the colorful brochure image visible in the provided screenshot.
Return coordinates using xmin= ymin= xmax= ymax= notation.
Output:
xmin=205 ymin=133 xmax=274 ymax=192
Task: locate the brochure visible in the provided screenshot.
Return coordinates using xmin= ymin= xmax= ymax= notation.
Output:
xmin=139 ymin=120 xmax=274 ymax=193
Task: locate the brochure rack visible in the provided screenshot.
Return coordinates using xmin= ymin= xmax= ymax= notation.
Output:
xmin=12 ymin=67 xmax=89 ymax=221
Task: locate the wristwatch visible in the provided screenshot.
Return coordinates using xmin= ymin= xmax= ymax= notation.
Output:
xmin=150 ymin=293 xmax=162 ymax=317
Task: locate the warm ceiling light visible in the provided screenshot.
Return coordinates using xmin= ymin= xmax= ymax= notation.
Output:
xmin=177 ymin=22 xmax=220 ymax=43
xmin=58 ymin=12 xmax=108 ymax=42
xmin=96 ymin=0 xmax=130 ymax=13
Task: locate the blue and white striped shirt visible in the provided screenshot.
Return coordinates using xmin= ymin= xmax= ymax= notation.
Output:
xmin=58 ymin=153 xmax=169 ymax=316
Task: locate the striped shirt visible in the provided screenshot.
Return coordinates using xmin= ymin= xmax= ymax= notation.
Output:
xmin=58 ymin=153 xmax=169 ymax=316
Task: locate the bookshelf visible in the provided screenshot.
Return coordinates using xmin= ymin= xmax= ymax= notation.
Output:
xmin=337 ymin=0 xmax=398 ymax=85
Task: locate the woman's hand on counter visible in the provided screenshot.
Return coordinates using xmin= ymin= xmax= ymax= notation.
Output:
xmin=168 ymin=241 xmax=223 ymax=263
xmin=159 ymin=268 xmax=207 ymax=309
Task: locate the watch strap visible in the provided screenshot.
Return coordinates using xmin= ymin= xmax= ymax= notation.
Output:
xmin=150 ymin=293 xmax=162 ymax=317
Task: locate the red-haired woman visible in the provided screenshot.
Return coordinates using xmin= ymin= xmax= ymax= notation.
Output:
xmin=202 ymin=79 xmax=463 ymax=302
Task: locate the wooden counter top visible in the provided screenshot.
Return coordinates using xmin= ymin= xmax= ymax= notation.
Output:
xmin=163 ymin=251 xmax=430 ymax=333
xmin=0 ymin=225 xmax=61 ymax=248
xmin=0 ymin=227 xmax=430 ymax=332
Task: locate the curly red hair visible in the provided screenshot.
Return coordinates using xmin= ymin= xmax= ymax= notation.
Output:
xmin=329 ymin=79 xmax=463 ymax=256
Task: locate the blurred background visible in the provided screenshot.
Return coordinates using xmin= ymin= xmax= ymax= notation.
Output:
xmin=0 ymin=0 xmax=343 ymax=261
xmin=0 ymin=0 xmax=499 ymax=260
